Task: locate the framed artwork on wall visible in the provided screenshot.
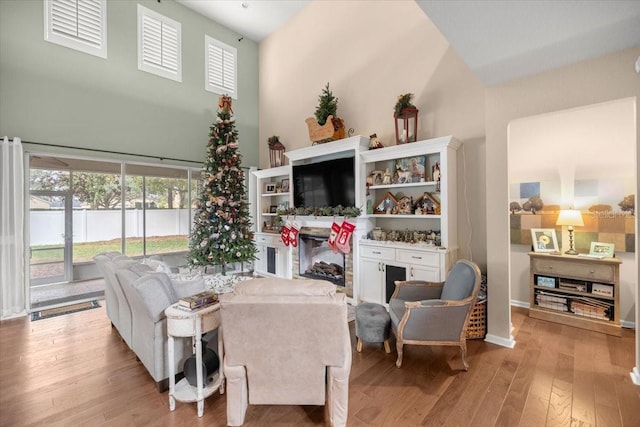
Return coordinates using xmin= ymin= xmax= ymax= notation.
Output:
xmin=531 ymin=228 xmax=559 ymax=253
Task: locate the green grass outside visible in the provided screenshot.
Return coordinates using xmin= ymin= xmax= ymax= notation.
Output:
xmin=31 ymin=236 xmax=189 ymax=263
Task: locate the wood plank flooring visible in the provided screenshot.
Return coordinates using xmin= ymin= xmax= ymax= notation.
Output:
xmin=0 ymin=305 xmax=637 ymax=426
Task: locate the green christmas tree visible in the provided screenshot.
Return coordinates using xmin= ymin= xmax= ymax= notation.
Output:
xmin=314 ymin=82 xmax=338 ymax=126
xmin=188 ymin=95 xmax=256 ymax=274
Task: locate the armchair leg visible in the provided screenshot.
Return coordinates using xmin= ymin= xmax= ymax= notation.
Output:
xmin=395 ymin=342 xmax=403 ymax=368
xmin=460 ymin=344 xmax=469 ymax=371
xmin=383 ymin=339 xmax=391 ymax=354
xmin=356 ymin=338 xmax=363 ymax=353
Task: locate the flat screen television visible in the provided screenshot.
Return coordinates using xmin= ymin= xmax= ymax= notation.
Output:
xmin=292 ymin=156 xmax=355 ymax=208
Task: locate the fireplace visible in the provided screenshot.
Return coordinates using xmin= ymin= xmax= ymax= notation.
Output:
xmin=298 ymin=233 xmax=345 ymax=286
xmin=292 ymin=225 xmax=355 ymax=297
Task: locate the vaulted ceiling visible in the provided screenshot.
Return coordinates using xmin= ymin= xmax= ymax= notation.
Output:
xmin=177 ymin=0 xmax=640 ymax=86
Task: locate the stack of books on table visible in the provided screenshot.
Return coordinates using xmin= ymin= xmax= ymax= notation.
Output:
xmin=178 ymin=290 xmax=218 ymax=310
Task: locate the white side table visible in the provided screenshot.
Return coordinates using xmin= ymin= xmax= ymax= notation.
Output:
xmin=165 ymin=302 xmax=224 ymax=417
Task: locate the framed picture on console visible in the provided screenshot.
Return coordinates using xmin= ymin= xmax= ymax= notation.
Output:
xmin=589 ymin=242 xmax=614 ymax=257
xmin=531 ymin=228 xmax=559 ymax=253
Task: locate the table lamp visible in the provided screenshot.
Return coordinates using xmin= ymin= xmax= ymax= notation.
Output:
xmin=556 ymin=209 xmax=584 ymax=255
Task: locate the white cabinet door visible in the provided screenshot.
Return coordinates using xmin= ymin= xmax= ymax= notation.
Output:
xmin=409 ymin=264 xmax=440 ymax=282
xmin=360 ymin=257 xmax=384 ymax=304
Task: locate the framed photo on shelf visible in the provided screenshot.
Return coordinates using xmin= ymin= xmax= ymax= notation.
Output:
xmin=280 ymin=178 xmax=290 ymax=193
xmin=395 ymin=156 xmax=426 ymax=183
xmin=265 ymin=183 xmax=276 ymax=194
xmin=589 ymin=242 xmax=615 ymax=258
xmin=531 ymin=228 xmax=559 ymax=253
xmin=269 ymin=205 xmax=278 ymax=213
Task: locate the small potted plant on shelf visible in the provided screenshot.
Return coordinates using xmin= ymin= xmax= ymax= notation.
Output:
xmin=305 ymin=82 xmax=346 ymax=144
xmin=394 ymin=93 xmax=418 ymax=144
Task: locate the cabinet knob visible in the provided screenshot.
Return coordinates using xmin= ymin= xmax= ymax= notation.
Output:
xmin=373 ymin=251 xmax=381 ymax=255
xmin=412 ymin=256 xmax=422 ymax=260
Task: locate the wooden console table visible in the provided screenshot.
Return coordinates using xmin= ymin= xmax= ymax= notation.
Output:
xmin=528 ymin=252 xmax=621 ymax=336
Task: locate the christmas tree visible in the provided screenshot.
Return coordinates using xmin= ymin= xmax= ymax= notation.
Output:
xmin=188 ymin=95 xmax=256 ymax=274
xmin=314 ymin=82 xmax=338 ymax=126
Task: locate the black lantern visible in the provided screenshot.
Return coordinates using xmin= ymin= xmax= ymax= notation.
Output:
xmin=268 ymin=136 xmax=286 ymax=168
xmin=394 ymin=108 xmax=418 ymax=144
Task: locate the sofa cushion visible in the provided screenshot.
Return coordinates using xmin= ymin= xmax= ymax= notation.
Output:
xmin=131 ymin=273 xmax=177 ymax=322
xmin=170 ymin=275 xmax=206 ymax=300
xmin=233 ymin=278 xmax=336 ymax=296
xmin=141 ymin=257 xmax=173 ymax=274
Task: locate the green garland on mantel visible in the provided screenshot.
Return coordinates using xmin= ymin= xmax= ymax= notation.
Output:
xmin=277 ymin=205 xmax=362 ymax=218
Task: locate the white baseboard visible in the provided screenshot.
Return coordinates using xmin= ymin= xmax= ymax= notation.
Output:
xmin=510 ymin=299 xmax=529 ymax=309
xmin=484 ymin=334 xmax=516 ymax=349
xmin=630 ymin=367 xmax=640 ymax=386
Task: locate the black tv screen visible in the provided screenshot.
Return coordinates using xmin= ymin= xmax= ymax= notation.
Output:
xmin=292 ymin=157 xmax=355 ymax=208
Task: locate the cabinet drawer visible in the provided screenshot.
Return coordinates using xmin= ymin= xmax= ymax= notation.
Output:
xmin=532 ymin=258 xmax=615 ymax=283
xmin=360 ymin=245 xmax=395 ymax=259
xmin=255 ymin=234 xmax=271 ymax=244
xmin=255 ymin=233 xmax=283 ymax=246
xmin=396 ymin=249 xmax=439 ymax=267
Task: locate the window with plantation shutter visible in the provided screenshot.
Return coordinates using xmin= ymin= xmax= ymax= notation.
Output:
xmin=205 ymin=35 xmax=237 ymax=99
xmin=44 ymin=0 xmax=107 ymax=58
xmin=137 ymin=5 xmax=182 ymax=82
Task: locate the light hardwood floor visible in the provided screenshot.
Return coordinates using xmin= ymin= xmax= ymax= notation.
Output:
xmin=0 ymin=305 xmax=638 ymax=426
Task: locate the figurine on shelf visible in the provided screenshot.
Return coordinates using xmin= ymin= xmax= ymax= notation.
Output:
xmin=383 ymin=168 xmax=392 ymax=185
xmin=368 ymin=133 xmax=384 ymax=150
xmin=432 ymin=162 xmax=441 ymax=192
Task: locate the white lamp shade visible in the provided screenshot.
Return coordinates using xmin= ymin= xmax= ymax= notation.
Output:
xmin=556 ymin=209 xmax=584 ymax=227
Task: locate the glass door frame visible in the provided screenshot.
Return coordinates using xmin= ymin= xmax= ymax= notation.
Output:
xmin=29 ymin=189 xmax=73 ymax=285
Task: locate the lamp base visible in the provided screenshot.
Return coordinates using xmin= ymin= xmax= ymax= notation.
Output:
xmin=565 ymin=249 xmax=578 ymax=255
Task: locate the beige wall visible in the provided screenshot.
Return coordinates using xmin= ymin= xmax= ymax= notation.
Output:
xmin=486 ymin=47 xmax=640 ymax=342
xmin=258 ymin=0 xmax=487 ymax=265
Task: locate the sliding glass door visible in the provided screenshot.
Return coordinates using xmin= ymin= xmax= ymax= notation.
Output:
xmin=29 ymin=191 xmax=71 ymax=285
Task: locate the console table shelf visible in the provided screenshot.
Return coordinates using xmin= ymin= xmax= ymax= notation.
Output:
xmin=528 ymin=252 xmax=621 ymax=336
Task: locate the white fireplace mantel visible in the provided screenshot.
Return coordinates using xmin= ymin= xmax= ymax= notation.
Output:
xmin=284 ymin=135 xmax=369 ymax=164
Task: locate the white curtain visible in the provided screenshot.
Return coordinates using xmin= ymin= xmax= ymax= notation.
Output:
xmin=0 ymin=136 xmax=26 ymax=318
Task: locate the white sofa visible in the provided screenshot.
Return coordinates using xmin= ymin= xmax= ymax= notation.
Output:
xmin=94 ymin=253 xmax=210 ymax=391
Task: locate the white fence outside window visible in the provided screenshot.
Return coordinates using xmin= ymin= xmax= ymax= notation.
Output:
xmin=30 ymin=209 xmax=191 ymax=246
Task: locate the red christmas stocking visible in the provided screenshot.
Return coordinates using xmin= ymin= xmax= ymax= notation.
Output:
xmin=327 ymin=221 xmax=341 ymax=253
xmin=281 ymin=224 xmax=291 ymax=246
xmin=336 ymin=221 xmax=355 ymax=254
xmin=288 ymin=223 xmax=300 ymax=247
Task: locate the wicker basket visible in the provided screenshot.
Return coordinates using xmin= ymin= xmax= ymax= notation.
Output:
xmin=466 ymin=299 xmax=487 ymax=339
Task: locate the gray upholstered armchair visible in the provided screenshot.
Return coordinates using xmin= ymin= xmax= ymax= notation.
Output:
xmin=388 ymin=259 xmax=482 ymax=370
